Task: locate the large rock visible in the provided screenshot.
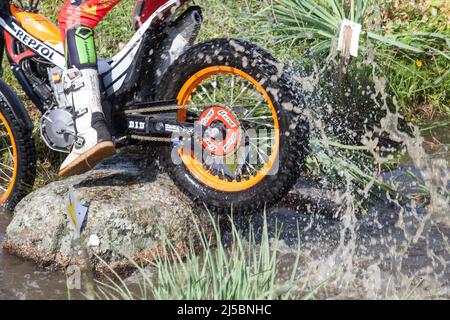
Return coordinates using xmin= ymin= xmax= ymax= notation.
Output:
xmin=2 ymin=152 xmax=212 ymax=274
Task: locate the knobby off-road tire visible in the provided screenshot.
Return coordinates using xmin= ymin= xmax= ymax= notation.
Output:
xmin=0 ymin=79 xmax=37 ymax=211
xmin=157 ymin=39 xmax=309 ymax=214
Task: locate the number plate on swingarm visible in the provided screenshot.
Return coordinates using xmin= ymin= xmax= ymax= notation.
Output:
xmin=127 ymin=114 xmax=195 ymax=137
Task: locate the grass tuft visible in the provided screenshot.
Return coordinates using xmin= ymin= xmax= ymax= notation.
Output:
xmin=92 ymin=212 xmax=320 ymax=300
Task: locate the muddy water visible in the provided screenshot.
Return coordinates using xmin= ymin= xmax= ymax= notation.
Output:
xmin=0 ymin=213 xmax=68 ymax=300
xmin=231 ymin=203 xmax=449 ymax=299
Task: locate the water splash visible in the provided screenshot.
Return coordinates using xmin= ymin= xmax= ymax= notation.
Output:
xmin=272 ymin=45 xmax=450 ymax=299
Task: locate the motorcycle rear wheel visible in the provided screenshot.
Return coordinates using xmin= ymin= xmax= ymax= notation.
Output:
xmin=157 ymin=39 xmax=309 ymax=214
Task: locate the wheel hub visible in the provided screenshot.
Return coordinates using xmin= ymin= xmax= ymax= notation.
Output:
xmin=198 ymin=106 xmax=241 ymax=156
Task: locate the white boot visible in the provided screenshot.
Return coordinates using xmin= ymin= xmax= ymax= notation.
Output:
xmin=59 ymin=68 xmax=115 ymax=177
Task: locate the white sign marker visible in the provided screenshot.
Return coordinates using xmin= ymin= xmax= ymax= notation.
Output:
xmin=338 ymin=19 xmax=362 ymax=58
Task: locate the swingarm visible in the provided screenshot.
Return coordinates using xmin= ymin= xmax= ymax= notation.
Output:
xmin=124 ymin=100 xmax=200 ymax=142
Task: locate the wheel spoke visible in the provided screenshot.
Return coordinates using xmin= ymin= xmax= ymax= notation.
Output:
xmin=212 ymin=75 xmax=217 ymax=102
xmin=200 ymin=84 xmax=215 ymax=104
xmin=244 ymin=116 xmax=274 ymax=120
xmin=229 ymin=74 xmax=236 ymax=106
xmin=0 ymin=145 xmax=12 ymax=152
xmin=0 ymin=162 xmax=14 ymax=171
xmin=242 ymin=120 xmax=275 ymax=128
xmin=249 ymin=136 xmax=273 ymax=141
xmin=0 ymin=174 xmax=12 ymax=183
xmin=249 ymin=141 xmax=270 ymax=158
xmin=243 ymin=100 xmax=266 ymax=119
xmin=231 ymin=81 xmax=252 ymax=105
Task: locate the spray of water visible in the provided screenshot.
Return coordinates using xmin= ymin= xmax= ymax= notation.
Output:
xmin=276 ymin=44 xmax=450 ymax=299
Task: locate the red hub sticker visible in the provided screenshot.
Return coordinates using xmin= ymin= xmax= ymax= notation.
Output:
xmin=199 ymin=107 xmax=241 ymax=156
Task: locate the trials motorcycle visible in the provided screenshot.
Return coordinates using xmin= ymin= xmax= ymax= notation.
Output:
xmin=0 ymin=0 xmax=309 ymax=213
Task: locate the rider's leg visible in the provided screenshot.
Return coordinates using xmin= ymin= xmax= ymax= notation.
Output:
xmin=57 ymin=0 xmax=122 ymax=177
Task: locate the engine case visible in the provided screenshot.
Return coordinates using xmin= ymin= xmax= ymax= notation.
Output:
xmin=40 ymin=67 xmax=75 ymax=153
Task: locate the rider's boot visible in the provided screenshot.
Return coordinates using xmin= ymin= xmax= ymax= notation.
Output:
xmin=59 ymin=67 xmax=115 ymax=177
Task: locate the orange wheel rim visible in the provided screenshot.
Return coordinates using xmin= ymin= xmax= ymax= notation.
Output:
xmin=0 ymin=111 xmax=18 ymax=205
xmin=176 ymin=66 xmax=280 ymax=192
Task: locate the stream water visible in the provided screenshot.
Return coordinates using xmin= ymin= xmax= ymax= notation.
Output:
xmin=235 ymin=198 xmax=450 ymax=299
xmin=0 ymin=213 xmax=67 ymax=300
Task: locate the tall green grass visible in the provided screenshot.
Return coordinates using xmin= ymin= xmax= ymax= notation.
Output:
xmin=267 ymin=0 xmax=449 ymax=122
xmin=90 ymin=213 xmax=316 ymax=300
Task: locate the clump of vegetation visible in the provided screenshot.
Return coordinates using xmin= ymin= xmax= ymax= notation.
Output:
xmin=268 ymin=0 xmax=449 ymax=123
xmin=86 ymin=214 xmax=325 ymax=300
xmin=379 ymin=0 xmax=449 ymax=121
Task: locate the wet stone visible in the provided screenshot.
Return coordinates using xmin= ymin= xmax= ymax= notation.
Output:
xmin=2 ymin=153 xmax=212 ymax=274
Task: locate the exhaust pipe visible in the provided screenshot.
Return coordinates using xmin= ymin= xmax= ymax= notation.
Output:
xmin=154 ymin=6 xmax=203 ymax=84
